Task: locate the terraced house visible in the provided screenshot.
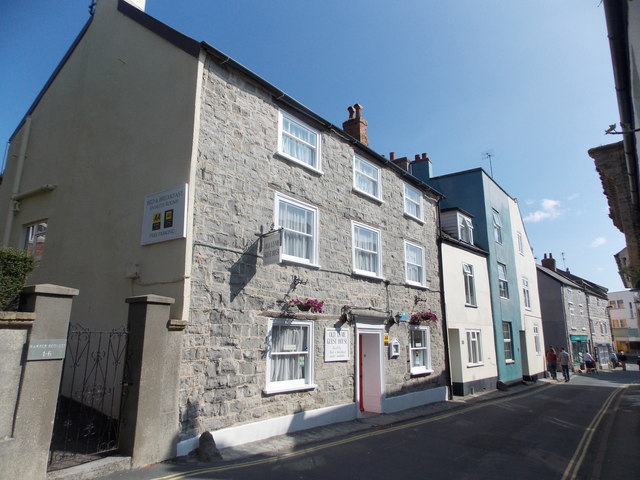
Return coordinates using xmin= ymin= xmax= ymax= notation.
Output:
xmin=0 ymin=0 xmax=449 ymax=469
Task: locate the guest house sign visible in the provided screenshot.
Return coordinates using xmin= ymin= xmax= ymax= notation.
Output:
xmin=262 ymin=229 xmax=283 ymax=266
xmin=324 ymin=328 xmax=349 ymax=362
xmin=141 ymin=184 xmax=188 ymax=245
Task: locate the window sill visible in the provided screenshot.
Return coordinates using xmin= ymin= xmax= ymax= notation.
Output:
xmin=410 ymin=368 xmax=433 ymax=377
xmin=280 ymin=258 xmax=321 ymax=270
xmin=352 ymin=271 xmax=385 ymax=281
xmin=465 ymin=303 xmax=478 ymax=308
xmin=263 ymin=383 xmax=317 ymax=395
xmin=505 ymin=360 xmax=515 ymax=364
xmin=276 ymin=152 xmax=323 ymax=175
xmin=406 ymin=281 xmax=429 ymax=290
xmin=467 ymin=362 xmax=484 ymax=368
xmin=403 ymin=212 xmax=424 ymax=224
xmin=352 ymin=187 xmax=383 ymax=204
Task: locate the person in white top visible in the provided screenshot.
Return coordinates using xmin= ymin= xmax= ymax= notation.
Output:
xmin=583 ymin=352 xmax=597 ymax=374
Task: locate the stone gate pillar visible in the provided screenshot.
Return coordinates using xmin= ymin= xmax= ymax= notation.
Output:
xmin=119 ymin=294 xmax=186 ymax=469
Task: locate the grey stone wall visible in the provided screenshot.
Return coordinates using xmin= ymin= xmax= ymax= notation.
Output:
xmin=180 ymin=56 xmax=445 ymax=439
xmin=587 ymin=295 xmax=612 ymax=349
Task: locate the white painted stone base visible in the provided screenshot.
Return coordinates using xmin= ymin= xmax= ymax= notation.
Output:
xmin=177 ymin=387 xmax=449 ymax=457
xmin=177 ymin=402 xmax=357 ymax=456
xmin=381 ymin=386 xmax=448 ymax=414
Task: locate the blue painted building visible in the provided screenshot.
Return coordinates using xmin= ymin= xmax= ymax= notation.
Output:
xmin=412 ymin=163 xmax=526 ymax=384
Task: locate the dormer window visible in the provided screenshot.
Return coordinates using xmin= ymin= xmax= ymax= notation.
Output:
xmin=458 ymin=214 xmax=473 ymax=244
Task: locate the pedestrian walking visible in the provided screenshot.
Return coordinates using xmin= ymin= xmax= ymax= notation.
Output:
xmin=619 ymin=351 xmax=628 ymax=371
xmin=583 ymin=351 xmax=597 ymax=374
xmin=559 ymin=347 xmax=571 ymax=382
xmin=546 ymin=347 xmax=558 ymax=380
xmin=610 ymin=351 xmax=619 ymax=368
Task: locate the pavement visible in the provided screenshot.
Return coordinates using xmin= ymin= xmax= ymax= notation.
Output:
xmin=48 ymin=364 xmax=640 ymax=480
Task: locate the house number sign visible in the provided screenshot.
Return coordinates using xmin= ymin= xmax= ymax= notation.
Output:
xmin=27 ymin=339 xmax=67 ymax=361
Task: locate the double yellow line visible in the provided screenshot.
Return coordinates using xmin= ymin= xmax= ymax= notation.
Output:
xmin=151 ymin=385 xmax=550 ymax=480
xmin=561 ymin=387 xmax=623 ymax=480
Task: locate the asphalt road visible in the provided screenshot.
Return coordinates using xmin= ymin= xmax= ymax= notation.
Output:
xmin=97 ymin=367 xmax=640 ymax=480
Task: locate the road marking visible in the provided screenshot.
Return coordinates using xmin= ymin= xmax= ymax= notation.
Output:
xmin=560 ymin=387 xmax=624 ymax=480
xmin=151 ymin=385 xmax=553 ymax=480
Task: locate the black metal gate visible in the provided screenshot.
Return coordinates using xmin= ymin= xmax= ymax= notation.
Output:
xmin=48 ymin=324 xmax=130 ymax=471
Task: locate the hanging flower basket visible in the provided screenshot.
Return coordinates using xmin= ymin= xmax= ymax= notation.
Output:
xmin=289 ymin=298 xmax=324 ymax=313
xmin=409 ymin=311 xmax=438 ymax=324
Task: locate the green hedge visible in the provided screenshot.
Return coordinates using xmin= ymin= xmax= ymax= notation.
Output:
xmin=0 ymin=247 xmax=35 ymax=311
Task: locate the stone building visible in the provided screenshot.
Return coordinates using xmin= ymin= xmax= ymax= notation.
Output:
xmin=608 ymin=289 xmax=640 ymax=355
xmin=538 ymin=254 xmax=614 ymax=369
xmin=0 ymin=0 xmax=448 ymax=462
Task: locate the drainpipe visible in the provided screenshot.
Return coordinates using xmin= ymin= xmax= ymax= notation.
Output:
xmin=2 ymin=116 xmax=32 ymax=247
xmin=436 ymin=198 xmax=454 ymax=399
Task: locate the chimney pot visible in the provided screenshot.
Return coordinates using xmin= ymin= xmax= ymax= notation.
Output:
xmin=342 ymin=103 xmax=368 ymax=146
xmin=390 ymin=152 xmax=395 ymax=161
xmin=541 ymin=252 xmax=556 ymax=271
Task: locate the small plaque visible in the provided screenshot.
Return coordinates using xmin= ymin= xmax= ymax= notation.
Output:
xmin=27 ymin=339 xmax=67 ymax=361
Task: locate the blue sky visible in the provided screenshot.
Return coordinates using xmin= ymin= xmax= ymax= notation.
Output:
xmin=0 ymin=0 xmax=627 ymax=291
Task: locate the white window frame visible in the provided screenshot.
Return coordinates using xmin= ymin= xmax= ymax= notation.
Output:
xmin=497 ymin=263 xmax=509 ymax=299
xmin=403 ymin=183 xmax=423 ymax=222
xmin=353 ymin=155 xmax=382 ymax=201
xmin=502 ymin=322 xmax=514 ymax=363
xmin=533 ymin=325 xmax=541 ymax=355
xmin=458 ymin=213 xmax=474 ymax=244
xmin=492 ymin=209 xmax=503 ymax=244
xmin=517 ymin=232 xmax=524 ymax=254
xmin=352 ymin=222 xmax=383 ymax=278
xmin=274 ymin=193 xmax=319 ymax=267
xmin=522 ymin=277 xmax=531 ymax=309
xmin=404 ymin=240 xmax=426 ymax=287
xmin=466 ymin=329 xmax=483 ymax=366
xmin=409 ymin=325 xmax=432 ymax=375
xmin=463 ymin=263 xmax=476 ymax=306
xmin=23 ymin=221 xmax=47 ymax=261
xmin=277 ymin=110 xmax=321 ymax=172
xmin=265 ymin=318 xmax=316 ymax=394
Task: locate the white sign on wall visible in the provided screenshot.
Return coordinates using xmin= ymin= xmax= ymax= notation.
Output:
xmin=262 ymin=229 xmax=282 ymax=266
xmin=140 ymin=184 xmax=188 ymax=245
xmin=325 ymin=328 xmax=349 ymax=362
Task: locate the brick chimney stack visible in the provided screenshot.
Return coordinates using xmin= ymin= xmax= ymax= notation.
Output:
xmin=390 ymin=152 xmax=410 ymax=171
xmin=342 ymin=104 xmax=368 ymax=146
xmin=541 ymin=253 xmax=556 ymax=271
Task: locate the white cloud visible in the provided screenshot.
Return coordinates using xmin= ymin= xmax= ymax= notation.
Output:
xmin=590 ymin=237 xmax=607 ymax=248
xmin=567 ymin=193 xmax=580 ymax=201
xmin=524 ymin=198 xmax=561 ymax=223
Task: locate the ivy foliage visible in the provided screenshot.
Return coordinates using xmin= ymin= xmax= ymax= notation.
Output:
xmin=0 ymin=248 xmax=35 ymax=311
